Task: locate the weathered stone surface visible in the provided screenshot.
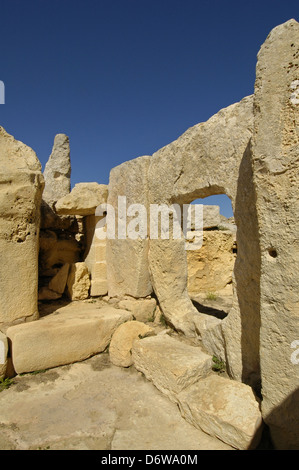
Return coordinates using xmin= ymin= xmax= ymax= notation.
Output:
xmin=187 ymin=231 xmax=235 ymax=294
xmin=252 ymin=18 xmax=299 ymax=449
xmin=66 ymin=262 xmax=91 ymax=300
xmin=43 ymin=134 xmax=71 ymax=207
xmin=6 ymin=303 xmax=132 ymax=374
xmin=109 ymin=321 xmax=155 ymax=367
xmin=48 ymin=263 xmax=70 ymax=294
xmin=0 ymin=357 xmax=233 ymax=450
xmin=55 ymin=183 xmax=108 ymax=216
xmin=0 ymin=126 xmax=44 ymax=331
xmin=83 ymin=215 xmax=108 ymax=297
xmin=107 ymin=156 xmax=153 ymax=298
xmin=118 ymin=297 xmax=157 ymax=322
xmin=0 ymin=331 xmax=8 ymax=378
xmin=177 ymin=375 xmax=263 ymax=450
xmin=132 ymin=335 xmax=212 ymax=402
xmin=189 ymin=204 xmax=220 ymax=229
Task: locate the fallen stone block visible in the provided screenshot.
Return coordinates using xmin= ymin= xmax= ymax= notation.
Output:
xmin=132 ymin=335 xmax=212 ymax=402
xmin=177 ymin=374 xmax=263 ymax=450
xmin=109 ymin=321 xmax=155 ymax=367
xmin=7 ymin=305 xmax=132 ymax=374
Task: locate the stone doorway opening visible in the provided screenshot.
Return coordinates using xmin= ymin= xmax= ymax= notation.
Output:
xmin=186 ymin=195 xmax=237 ymax=322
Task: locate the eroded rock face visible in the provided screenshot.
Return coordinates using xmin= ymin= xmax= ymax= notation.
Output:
xmin=187 ymin=230 xmax=235 ymax=294
xmin=0 ymin=126 xmax=44 ymax=331
xmin=252 ymin=18 xmax=299 ymax=449
xmin=43 ymin=134 xmax=71 ymax=208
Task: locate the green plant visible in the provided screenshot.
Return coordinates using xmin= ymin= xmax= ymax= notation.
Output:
xmin=212 ymin=355 xmax=226 ymax=373
xmin=206 ymin=292 xmax=217 ymax=301
xmin=0 ymin=377 xmax=14 ymax=392
xmin=160 ymin=314 xmax=167 ymax=326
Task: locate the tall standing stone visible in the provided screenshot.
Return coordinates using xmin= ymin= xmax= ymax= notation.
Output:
xmin=252 ymin=19 xmax=299 ymax=449
xmin=0 ymin=126 xmax=44 ymax=332
xmin=43 ymin=134 xmax=71 ymax=208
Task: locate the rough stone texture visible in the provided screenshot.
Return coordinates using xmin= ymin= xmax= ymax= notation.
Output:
xmin=107 ymin=156 xmax=153 ymax=298
xmin=187 ymin=230 xmax=235 ymax=294
xmin=252 ymin=19 xmax=299 ymax=449
xmin=177 ymin=374 xmax=263 ymax=450
xmin=109 ymin=321 xmax=155 ymax=367
xmin=118 ymin=297 xmax=157 ymax=322
xmin=0 ymin=126 xmax=44 ymax=332
xmin=48 ymin=263 xmax=70 ymax=294
xmin=39 ymin=230 xmax=81 ymax=277
xmin=132 ymin=335 xmax=212 ymax=402
xmin=55 ymin=182 xmax=108 ymax=216
xmin=84 ymin=215 xmax=108 ymax=297
xmin=6 ymin=303 xmax=132 ymax=374
xmin=0 ymin=357 xmax=232 ymax=450
xmin=66 ymin=262 xmax=91 ymax=300
xmin=43 ymin=134 xmax=71 ymax=208
xmin=0 ymin=331 xmax=8 ymax=378
xmin=189 ymin=204 xmax=221 ymax=229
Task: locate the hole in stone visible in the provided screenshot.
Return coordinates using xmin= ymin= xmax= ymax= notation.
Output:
xmin=268 ymin=248 xmax=278 ymax=258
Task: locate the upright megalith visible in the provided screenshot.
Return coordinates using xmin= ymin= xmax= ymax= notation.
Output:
xmin=252 ymin=19 xmax=299 ymax=449
xmin=43 ymin=134 xmax=71 ymax=208
xmin=0 ymin=126 xmax=44 ymax=331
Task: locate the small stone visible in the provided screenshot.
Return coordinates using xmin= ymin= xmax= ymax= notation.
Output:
xmin=109 ymin=321 xmax=155 ymax=367
xmin=66 ymin=263 xmax=91 ymax=301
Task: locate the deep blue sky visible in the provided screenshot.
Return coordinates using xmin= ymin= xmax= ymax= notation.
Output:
xmin=1 ymin=0 xmax=298 ymax=217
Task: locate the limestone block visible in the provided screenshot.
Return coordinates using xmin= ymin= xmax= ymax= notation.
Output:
xmin=189 ymin=204 xmax=220 ymax=230
xmin=90 ymin=279 xmax=108 ymax=297
xmin=107 ymin=156 xmax=153 ymax=298
xmin=7 ymin=304 xmax=132 ymax=374
xmin=48 ymin=263 xmax=70 ymax=294
xmin=55 ymin=183 xmax=108 ymax=216
xmin=109 ymin=321 xmax=155 ymax=367
xmin=0 ymin=126 xmax=44 ymax=331
xmin=43 ymin=134 xmax=71 ymax=207
xmin=92 ymin=261 xmax=107 ymax=280
xmin=0 ymin=331 xmax=8 ymax=378
xmin=132 ymin=335 xmax=212 ymax=402
xmin=67 ymin=262 xmax=91 ymax=300
xmin=252 ymin=18 xmax=299 ymax=448
xmin=118 ymin=297 xmax=157 ymax=322
xmin=177 ymin=375 xmax=263 ymax=450
xmin=187 ymin=231 xmax=235 ymax=294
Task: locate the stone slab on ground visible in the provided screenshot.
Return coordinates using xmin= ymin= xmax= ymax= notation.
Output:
xmin=6 ymin=304 xmax=132 ymax=374
xmin=177 ymin=374 xmax=263 ymax=450
xmin=0 ymin=354 xmax=233 ymax=450
xmin=132 ymin=334 xmax=212 ymax=401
